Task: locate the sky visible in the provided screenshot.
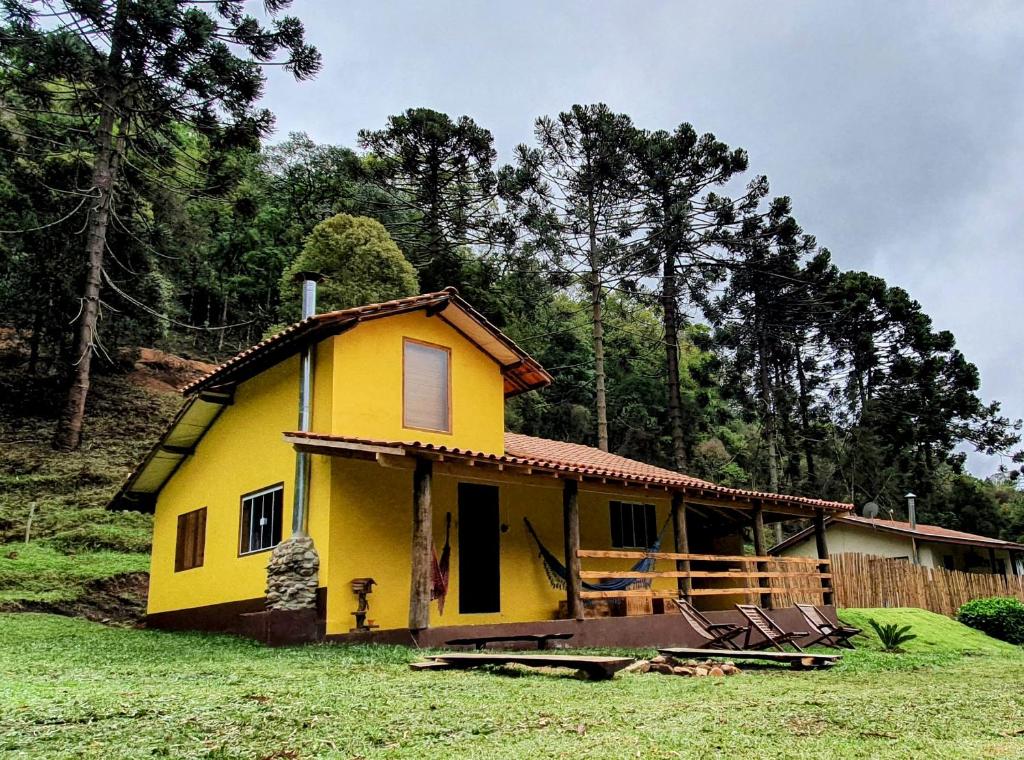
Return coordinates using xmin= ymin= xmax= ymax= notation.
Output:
xmin=260 ymin=1 xmax=1024 ymax=477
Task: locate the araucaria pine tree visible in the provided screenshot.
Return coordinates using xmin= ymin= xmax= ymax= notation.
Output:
xmin=0 ymin=0 xmax=320 ymax=450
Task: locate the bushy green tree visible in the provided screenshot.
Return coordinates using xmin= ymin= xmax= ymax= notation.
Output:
xmin=280 ymin=214 xmax=418 ymax=317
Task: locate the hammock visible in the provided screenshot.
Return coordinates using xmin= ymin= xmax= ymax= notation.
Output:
xmin=523 ymin=516 xmax=669 ymax=592
xmin=430 ymin=512 xmax=452 ymax=614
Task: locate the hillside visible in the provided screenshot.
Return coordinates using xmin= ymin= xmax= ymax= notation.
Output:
xmin=0 ymin=350 xmax=208 ymax=619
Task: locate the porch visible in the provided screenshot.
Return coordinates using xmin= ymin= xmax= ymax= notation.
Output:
xmin=287 ymin=431 xmax=841 ymax=646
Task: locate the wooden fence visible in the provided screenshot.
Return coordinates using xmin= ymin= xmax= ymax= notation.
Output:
xmin=829 ymin=552 xmax=1024 ymax=617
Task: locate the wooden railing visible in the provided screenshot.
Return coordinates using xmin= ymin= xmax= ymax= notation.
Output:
xmin=575 ymin=549 xmax=830 ymax=604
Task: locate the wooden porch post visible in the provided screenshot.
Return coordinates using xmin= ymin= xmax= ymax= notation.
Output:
xmin=563 ymin=478 xmax=583 ymax=621
xmin=751 ymin=504 xmax=770 ymax=608
xmin=989 ymin=547 xmax=1001 ymax=575
xmin=814 ymin=509 xmax=833 ymax=605
xmin=409 ymin=457 xmax=433 ymax=630
xmin=671 ymin=491 xmax=690 ymax=598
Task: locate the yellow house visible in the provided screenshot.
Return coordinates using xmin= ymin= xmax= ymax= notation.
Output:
xmin=111 ymin=286 xmax=852 ymax=646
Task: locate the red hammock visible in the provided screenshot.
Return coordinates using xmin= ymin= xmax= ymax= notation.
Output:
xmin=430 ymin=512 xmax=452 ymax=614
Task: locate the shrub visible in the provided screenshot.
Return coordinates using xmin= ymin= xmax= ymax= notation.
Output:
xmin=958 ymin=597 xmax=1024 ymax=644
xmin=868 ymin=618 xmax=917 ymax=652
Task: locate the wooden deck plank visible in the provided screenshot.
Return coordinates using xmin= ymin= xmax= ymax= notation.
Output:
xmin=425 ymin=652 xmax=635 ymax=680
xmin=658 ymin=647 xmax=840 ymax=669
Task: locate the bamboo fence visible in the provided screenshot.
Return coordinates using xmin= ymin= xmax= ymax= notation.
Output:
xmin=828 ymin=552 xmax=1024 ymax=617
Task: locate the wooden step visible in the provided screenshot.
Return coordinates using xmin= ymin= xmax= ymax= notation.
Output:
xmin=424 ymin=652 xmax=635 ymax=680
xmin=658 ymin=647 xmax=840 ymax=669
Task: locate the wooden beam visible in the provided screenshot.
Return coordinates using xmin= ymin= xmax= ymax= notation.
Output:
xmin=814 ymin=508 xmax=833 ymax=604
xmin=579 ymin=570 xmax=832 ymax=580
xmin=580 ymin=587 xmax=825 ymax=600
xmin=576 ymin=549 xmax=827 ymax=564
xmin=671 ymin=492 xmax=690 ymax=598
xmin=989 ymin=547 xmax=1000 ymax=576
xmin=751 ymin=504 xmax=770 ymax=608
xmin=409 ymin=457 xmax=433 ymax=630
xmin=563 ymin=479 xmax=583 ymax=621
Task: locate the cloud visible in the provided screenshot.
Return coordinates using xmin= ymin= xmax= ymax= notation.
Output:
xmin=263 ymin=1 xmax=1024 ymax=476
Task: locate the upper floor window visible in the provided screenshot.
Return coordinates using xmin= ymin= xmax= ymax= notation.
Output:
xmin=175 ymin=507 xmax=207 ymax=572
xmin=610 ymin=501 xmax=657 ymax=549
xmin=240 ymin=484 xmax=283 ymax=555
xmin=403 ymin=339 xmax=451 ymax=433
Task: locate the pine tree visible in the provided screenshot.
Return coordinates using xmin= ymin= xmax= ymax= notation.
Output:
xmin=1 ymin=0 xmax=320 ymax=449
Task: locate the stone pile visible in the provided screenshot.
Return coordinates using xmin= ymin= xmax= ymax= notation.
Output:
xmin=627 ymin=654 xmax=742 ymax=677
xmin=265 ymin=535 xmax=319 ymax=611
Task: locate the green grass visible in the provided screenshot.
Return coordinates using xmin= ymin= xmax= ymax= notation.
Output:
xmin=0 ymin=372 xmax=177 ymax=550
xmin=0 ymin=543 xmax=149 ymax=605
xmin=2 ymin=610 xmax=1023 ymax=759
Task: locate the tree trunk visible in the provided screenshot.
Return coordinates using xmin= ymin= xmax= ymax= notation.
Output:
xmin=794 ymin=341 xmax=818 ymax=485
xmin=53 ymin=98 xmax=120 ymax=451
xmin=757 ymin=329 xmax=780 ymax=493
xmin=661 ymin=244 xmax=687 ymax=471
xmin=587 ymin=201 xmax=609 ymax=451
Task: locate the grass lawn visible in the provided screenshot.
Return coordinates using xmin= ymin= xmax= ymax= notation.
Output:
xmin=2 ymin=610 xmax=1023 ymax=759
xmin=0 ymin=543 xmax=149 ymax=605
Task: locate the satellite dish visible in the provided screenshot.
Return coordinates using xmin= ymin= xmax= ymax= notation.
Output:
xmin=862 ymin=501 xmax=880 ymax=519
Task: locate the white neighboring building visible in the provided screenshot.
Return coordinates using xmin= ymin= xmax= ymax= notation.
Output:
xmin=771 ymin=514 xmax=1024 ymax=576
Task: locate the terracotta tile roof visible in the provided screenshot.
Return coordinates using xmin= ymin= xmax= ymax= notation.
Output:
xmin=182 ymin=288 xmax=551 ymax=398
xmin=771 ymin=512 xmax=1024 ymax=553
xmin=838 ymin=514 xmax=1024 ymax=550
xmin=284 ymin=430 xmax=853 ymax=513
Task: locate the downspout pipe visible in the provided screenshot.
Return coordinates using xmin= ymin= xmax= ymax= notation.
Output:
xmin=291 ymin=272 xmax=323 ymax=536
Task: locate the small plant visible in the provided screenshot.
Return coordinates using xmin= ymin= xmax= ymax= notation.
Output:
xmin=868 ymin=618 xmax=917 ymax=652
xmin=958 ymin=597 xmax=1024 ymax=644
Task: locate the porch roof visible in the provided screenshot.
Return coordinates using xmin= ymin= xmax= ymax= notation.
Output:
xmin=283 ymin=430 xmax=854 ymax=514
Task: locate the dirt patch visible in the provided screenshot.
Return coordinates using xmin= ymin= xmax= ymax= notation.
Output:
xmin=1 ymin=572 xmax=149 ymax=626
xmin=124 ymin=348 xmax=217 ymax=394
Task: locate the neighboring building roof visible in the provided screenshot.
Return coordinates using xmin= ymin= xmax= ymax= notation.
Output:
xmin=283 ymin=430 xmax=854 ymax=513
xmin=182 ymin=288 xmax=552 ymax=399
xmin=770 ymin=513 xmax=1024 ymax=554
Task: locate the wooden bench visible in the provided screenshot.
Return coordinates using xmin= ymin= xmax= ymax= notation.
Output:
xmin=444 ymin=633 xmax=574 ymax=650
xmin=658 ymin=647 xmax=841 ymax=670
xmin=417 ymin=652 xmax=634 ymax=680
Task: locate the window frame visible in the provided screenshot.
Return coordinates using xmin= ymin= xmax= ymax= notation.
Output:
xmin=238 ymin=483 xmax=285 ymax=557
xmin=174 ymin=507 xmax=207 ymax=572
xmin=609 ymin=500 xmax=658 ymax=550
xmin=402 ymin=337 xmax=452 ymax=434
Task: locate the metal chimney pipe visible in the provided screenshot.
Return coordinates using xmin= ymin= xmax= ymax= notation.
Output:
xmin=905 ymin=492 xmax=917 ymax=531
xmin=291 ymin=272 xmax=323 ymax=536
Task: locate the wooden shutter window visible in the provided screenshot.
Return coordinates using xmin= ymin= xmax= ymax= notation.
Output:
xmin=175 ymin=507 xmax=207 ymax=572
xmin=403 ymin=339 xmax=451 ymax=433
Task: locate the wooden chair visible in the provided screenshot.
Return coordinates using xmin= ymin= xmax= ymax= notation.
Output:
xmin=735 ymin=604 xmax=808 ymax=652
xmin=670 ymin=598 xmax=747 ymax=650
xmin=794 ymin=603 xmax=861 ymax=649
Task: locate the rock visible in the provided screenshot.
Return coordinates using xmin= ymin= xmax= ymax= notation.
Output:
xmin=722 ymin=664 xmax=741 ymax=676
xmin=623 ymin=660 xmax=651 ymax=674
xmin=673 ymin=666 xmax=695 ymax=676
xmin=709 ymin=666 xmax=725 ymax=677
xmin=650 ymin=655 xmax=668 ymax=665
xmin=265 ymin=534 xmax=320 ymax=611
xmin=693 ymin=667 xmax=709 ymax=677
xmin=684 ymin=659 xmax=699 ymax=667
xmin=652 ymin=663 xmax=675 ymax=675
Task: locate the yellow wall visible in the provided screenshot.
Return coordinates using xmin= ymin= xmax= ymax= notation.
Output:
xmin=331 ymin=311 xmax=506 ymax=454
xmin=148 ymin=340 xmax=335 ymax=615
xmin=325 ymin=459 xmax=679 ymax=634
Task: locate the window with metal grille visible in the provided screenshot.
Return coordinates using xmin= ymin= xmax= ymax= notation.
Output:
xmin=403 ymin=339 xmax=451 ymax=433
xmin=239 ymin=485 xmax=283 ymax=555
xmin=174 ymin=507 xmax=206 ymax=572
xmin=609 ymin=501 xmax=657 ymax=549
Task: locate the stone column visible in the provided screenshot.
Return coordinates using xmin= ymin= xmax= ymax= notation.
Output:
xmin=266 ymin=534 xmax=320 ymax=611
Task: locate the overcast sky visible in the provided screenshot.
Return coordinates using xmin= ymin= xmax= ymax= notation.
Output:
xmin=261 ymin=1 xmax=1024 ymax=477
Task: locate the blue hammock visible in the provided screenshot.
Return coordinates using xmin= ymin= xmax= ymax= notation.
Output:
xmin=523 ymin=517 xmax=666 ymax=592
